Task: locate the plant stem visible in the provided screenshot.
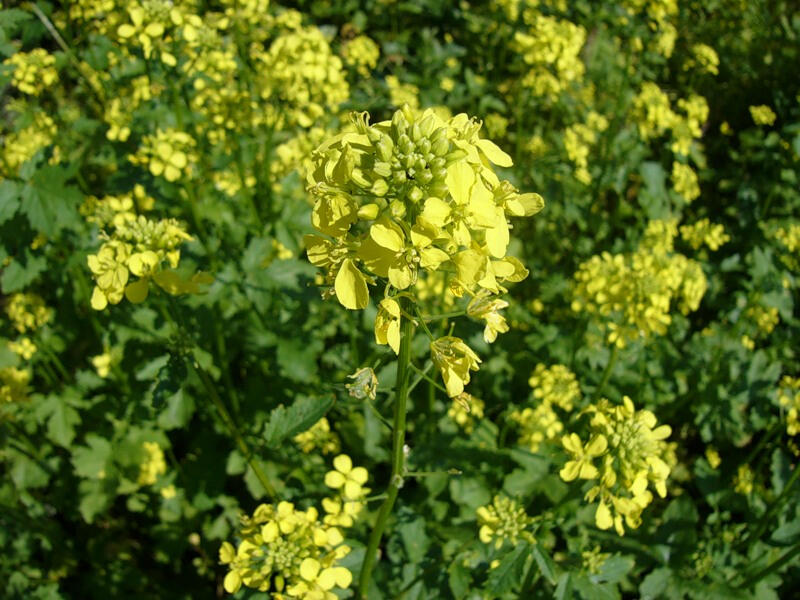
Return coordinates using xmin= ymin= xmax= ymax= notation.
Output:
xmin=593 ymin=344 xmax=619 ymax=401
xmin=744 ymin=455 xmax=800 ymax=548
xmin=358 ymin=297 xmax=415 ymax=598
xmin=191 ymin=360 xmax=277 ymax=499
xmin=740 ymin=541 xmax=800 ymax=588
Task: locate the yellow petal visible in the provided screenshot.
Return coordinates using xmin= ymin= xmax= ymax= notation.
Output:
xmin=370 ymin=220 xmax=404 ymax=252
xmin=333 ymin=454 xmax=353 ymax=474
xmin=446 ymin=161 xmax=475 ymax=205
xmin=596 ymin=501 xmax=613 ymax=530
xmin=223 ymin=571 xmax=242 ymax=594
xmin=218 ymin=542 xmax=235 ymax=564
xmin=124 ymin=279 xmax=150 ymax=303
xmin=422 ymin=197 xmax=451 ymax=226
xmin=476 ymin=138 xmax=513 ymax=167
xmin=90 ymin=287 xmax=108 ymax=311
xmin=335 ymin=259 xmax=369 ymax=310
xmin=300 ymin=558 xmax=321 ymax=582
xmin=325 ymin=471 xmax=346 ymax=489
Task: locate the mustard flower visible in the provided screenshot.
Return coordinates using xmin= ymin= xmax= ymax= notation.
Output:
xmin=476 ymin=495 xmax=534 ymax=549
xmin=430 ymin=336 xmax=482 ymax=397
xmin=324 ymin=454 xmax=369 ymax=501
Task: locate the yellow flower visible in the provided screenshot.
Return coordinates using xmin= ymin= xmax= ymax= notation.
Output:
xmin=560 ymin=433 xmax=607 ymax=481
xmin=324 ymin=455 xmax=369 ymax=500
xmin=476 ymin=495 xmax=533 ymax=549
xmin=749 ymin=105 xmax=777 ymax=126
xmin=374 ymin=298 xmax=402 ymax=353
xmin=467 ymin=295 xmax=509 ymax=343
xmin=430 ymin=336 xmax=482 ymax=397
xmin=138 ymin=441 xmax=167 ymax=486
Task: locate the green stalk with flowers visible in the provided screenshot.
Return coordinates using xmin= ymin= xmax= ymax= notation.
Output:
xmin=303 ymin=105 xmax=543 ymax=595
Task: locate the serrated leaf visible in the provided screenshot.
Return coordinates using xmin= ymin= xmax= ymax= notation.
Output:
xmin=1 ymin=251 xmax=47 ymax=293
xmin=262 ymin=395 xmax=335 ymax=448
xmin=78 ymin=478 xmax=113 ymax=523
xmin=72 ymin=434 xmax=112 ymax=479
xmin=487 ymin=542 xmax=530 ymax=595
xmin=532 ymin=543 xmax=557 ymax=585
xmin=20 ymin=166 xmax=82 ymax=236
xmin=0 ymin=179 xmax=20 ymax=225
xmin=47 ymin=400 xmax=81 ymax=448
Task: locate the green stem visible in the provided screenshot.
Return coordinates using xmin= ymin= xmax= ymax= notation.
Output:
xmin=358 ymin=297 xmax=415 ymax=598
xmin=740 ymin=541 xmax=800 ymax=588
xmin=592 ymin=344 xmax=619 ymax=401
xmin=191 ymin=360 xmax=277 ymax=499
xmin=744 ymin=456 xmax=800 ymax=548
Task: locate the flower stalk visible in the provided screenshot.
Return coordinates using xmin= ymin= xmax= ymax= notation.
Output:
xmin=358 ymin=296 xmax=415 ymax=597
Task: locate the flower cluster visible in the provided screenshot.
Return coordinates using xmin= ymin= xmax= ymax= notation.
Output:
xmin=672 ymin=161 xmax=701 ymax=203
xmin=305 ymin=107 xmax=542 ymax=395
xmin=1 ymin=112 xmax=57 ymax=176
xmin=138 ymin=441 xmax=167 ymax=486
xmin=219 ymin=501 xmax=353 ymax=597
xmin=749 ymin=105 xmax=777 ymax=126
xmin=778 ymin=376 xmax=800 ymax=436
xmin=322 ymin=454 xmax=369 ymax=528
xmin=294 ymin=418 xmax=341 ymax=455
xmin=774 ymin=224 xmax=800 ymax=271
xmin=448 ymin=393 xmax=485 ymax=433
xmin=386 ymin=75 xmax=419 ymax=109
xmin=129 ymin=129 xmax=198 ymax=182
xmin=680 ymin=219 xmax=730 ymax=250
xmin=476 ymin=495 xmax=534 ymax=549
xmin=3 ymin=49 xmax=59 ymax=96
xmin=6 ymin=293 xmax=52 ymax=333
xmin=87 ymin=211 xmax=210 ymax=310
xmin=685 ymin=43 xmax=720 ymax=76
xmin=341 ymin=35 xmax=380 ymax=76
xmin=563 ymin=112 xmax=609 ymax=184
xmin=0 ymin=367 xmax=30 ymax=405
xmin=512 ymin=12 xmax=586 ymax=100
xmin=572 ymin=219 xmax=707 ymax=347
xmin=560 ymin=396 xmax=672 ymax=535
xmin=632 ymin=84 xmax=708 ymax=157
xmin=528 ymin=363 xmax=581 ymax=411
xmin=258 ymin=26 xmax=350 ymax=128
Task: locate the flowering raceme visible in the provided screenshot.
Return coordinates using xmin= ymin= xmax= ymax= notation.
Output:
xmin=86 ymin=206 xmax=211 ymax=310
xmin=560 ymin=396 xmax=673 ymax=535
xmin=304 ymin=106 xmax=543 ymax=396
xmin=572 ymin=219 xmax=707 ymax=347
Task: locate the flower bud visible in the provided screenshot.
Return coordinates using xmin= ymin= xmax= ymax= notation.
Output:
xmin=389 ymin=199 xmax=407 ymax=218
xmin=370 ymin=178 xmax=389 ymax=197
xmin=358 ymin=203 xmax=380 ymax=220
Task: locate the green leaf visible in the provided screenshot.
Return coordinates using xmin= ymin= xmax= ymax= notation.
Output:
xmin=20 ymin=166 xmax=82 ymax=236
xmin=640 ymin=567 xmax=672 ymax=599
xmin=276 ymin=338 xmax=323 ymax=381
xmin=157 ymin=389 xmax=195 ymax=429
xmin=554 ymin=573 xmax=572 ymax=600
xmin=448 ymin=560 xmax=471 ymax=599
xmin=531 ymin=543 xmax=557 ymax=585
xmin=72 ymin=434 xmax=113 ymax=479
xmin=1 ymin=251 xmax=47 ymax=293
xmin=262 ymin=395 xmax=335 ymax=448
xmin=78 ymin=478 xmax=114 ymax=523
xmin=46 ymin=399 xmax=81 ymax=448
xmin=397 ymin=510 xmax=430 ymax=563
xmin=487 ymin=542 xmax=530 ymax=595
xmin=0 ymin=179 xmax=20 ymax=225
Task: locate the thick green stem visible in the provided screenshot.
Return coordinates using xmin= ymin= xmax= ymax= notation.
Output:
xmin=593 ymin=344 xmax=619 ymax=401
xmin=358 ymin=298 xmax=415 ymax=598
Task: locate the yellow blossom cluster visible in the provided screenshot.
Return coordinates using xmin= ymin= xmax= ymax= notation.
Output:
xmin=386 ymin=75 xmax=420 ymax=109
xmin=572 ymin=220 xmax=707 ymax=347
xmin=138 ymin=441 xmax=167 ymax=486
xmin=560 ymin=396 xmax=672 ymax=535
xmin=484 ymin=113 xmax=509 ymax=139
xmin=734 ymin=464 xmax=754 ymax=495
xmin=322 ymin=454 xmax=369 ymax=529
xmin=219 ymin=500 xmax=353 ymax=597
xmin=476 ymin=495 xmax=534 ymax=549
xmin=0 ymin=367 xmax=30 ymax=405
xmin=3 ymin=48 xmax=58 ymax=96
xmin=86 ymin=210 xmax=209 ymax=310
xmin=528 ymin=363 xmax=581 ymax=411
xmin=509 ymin=364 xmax=579 ymax=452
xmin=774 ymin=224 xmax=800 ymax=271
xmin=257 ymin=26 xmax=350 ymax=128
xmin=129 ymin=129 xmax=198 ymax=182
xmin=623 ymin=0 xmax=678 ymax=57
xmin=341 ymin=35 xmax=380 ymax=76
xmin=1 ymin=112 xmax=57 ymax=176
xmin=305 ymin=107 xmax=542 ymax=395
xmin=5 ymin=293 xmax=53 ymax=334
xmin=115 ymin=0 xmax=185 ymax=63
xmin=563 ymin=112 xmax=609 ymax=184
xmin=448 ymin=393 xmax=485 ymax=433
xmin=293 ymin=418 xmax=341 ymax=455
xmin=81 ymin=185 xmax=155 ymax=228
xmin=745 ymin=302 xmax=780 ymax=336
xmin=750 ymin=105 xmax=777 ymax=126
xmin=671 ymin=162 xmax=701 ymax=203
xmin=513 ymin=12 xmax=586 ymax=100
xmin=680 ymin=219 xmax=730 ymax=250
xmin=778 ymin=376 xmax=800 ymax=436
xmin=632 ymin=84 xmax=709 ymax=157
xmin=685 ymin=43 xmax=720 ymax=76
